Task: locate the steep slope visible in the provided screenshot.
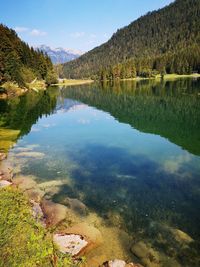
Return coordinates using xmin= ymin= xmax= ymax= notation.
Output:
xmin=0 ymin=24 xmax=55 ymax=86
xmin=63 ymin=0 xmax=200 ymax=79
xmin=37 ymin=45 xmax=83 ymax=64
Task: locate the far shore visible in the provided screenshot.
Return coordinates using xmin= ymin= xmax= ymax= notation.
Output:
xmin=121 ymin=73 xmax=200 ymax=82
xmin=54 ymin=79 xmax=94 ymax=86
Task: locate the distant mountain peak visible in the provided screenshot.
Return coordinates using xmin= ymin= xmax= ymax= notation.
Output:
xmin=36 ymin=45 xmax=84 ymax=64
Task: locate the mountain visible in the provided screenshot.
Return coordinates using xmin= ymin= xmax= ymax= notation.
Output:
xmin=36 ymin=45 xmax=84 ymax=64
xmin=0 ymin=24 xmax=56 ymax=86
xmin=63 ymin=0 xmax=200 ymax=79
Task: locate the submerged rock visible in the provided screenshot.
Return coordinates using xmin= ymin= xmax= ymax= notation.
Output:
xmin=15 ymin=151 xmax=45 ymax=158
xmin=53 ymin=233 xmax=88 ymax=256
xmin=171 ymin=228 xmax=193 ymax=244
xmin=0 ymin=180 xmax=12 ymax=188
xmin=25 ymin=188 xmax=45 ymax=202
xmin=59 ymin=222 xmax=103 ymax=255
xmin=102 ymin=260 xmax=143 ymax=267
xmin=0 ymin=165 xmax=13 ymax=181
xmin=0 ymin=152 xmax=7 ymax=161
xmin=13 ymin=175 xmax=37 ymax=191
xmin=38 ymin=180 xmax=64 ymax=198
xmin=102 ymin=259 xmax=126 ymax=267
xmin=62 ymin=197 xmax=88 ymax=216
xmin=131 ymin=241 xmax=160 ymax=267
xmin=41 ymin=199 xmax=68 ymax=226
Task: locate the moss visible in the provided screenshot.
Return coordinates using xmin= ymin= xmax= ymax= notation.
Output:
xmin=0 ymin=187 xmax=77 ymax=267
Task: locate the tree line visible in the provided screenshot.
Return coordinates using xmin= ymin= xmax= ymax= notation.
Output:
xmin=0 ymin=24 xmax=57 ymax=87
xmin=99 ymin=44 xmax=200 ymax=80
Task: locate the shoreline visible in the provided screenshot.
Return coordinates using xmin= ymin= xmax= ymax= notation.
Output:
xmin=109 ymin=73 xmax=200 ymax=82
xmin=1 ymin=74 xmax=199 ymax=100
xmin=54 ymin=79 xmax=94 ymax=86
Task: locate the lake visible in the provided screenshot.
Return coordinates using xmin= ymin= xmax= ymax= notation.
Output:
xmin=0 ymin=78 xmax=200 ymax=266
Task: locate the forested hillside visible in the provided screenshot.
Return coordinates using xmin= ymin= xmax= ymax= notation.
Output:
xmin=63 ymin=0 xmax=200 ymax=79
xmin=0 ymin=24 xmax=56 ymax=87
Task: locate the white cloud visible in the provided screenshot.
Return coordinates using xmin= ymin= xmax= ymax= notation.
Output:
xmin=14 ymin=26 xmax=29 ymax=33
xmin=30 ymin=29 xmax=47 ymax=36
xmin=70 ymin=32 xmax=85 ymax=38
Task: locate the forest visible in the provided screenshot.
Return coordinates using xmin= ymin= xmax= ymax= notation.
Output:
xmin=63 ymin=0 xmax=200 ymax=80
xmin=0 ymin=24 xmax=57 ymax=87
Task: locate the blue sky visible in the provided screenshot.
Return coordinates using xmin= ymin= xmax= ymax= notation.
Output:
xmin=0 ymin=0 xmax=173 ymax=52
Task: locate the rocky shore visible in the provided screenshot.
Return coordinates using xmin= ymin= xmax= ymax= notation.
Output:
xmin=0 ymin=150 xmax=195 ymax=267
xmin=0 ymin=151 xmax=143 ymax=267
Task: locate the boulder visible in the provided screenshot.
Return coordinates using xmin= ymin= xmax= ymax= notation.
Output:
xmin=59 ymin=222 xmax=103 ymax=255
xmin=41 ymin=199 xmax=68 ymax=226
xmin=53 ymin=233 xmax=88 ymax=256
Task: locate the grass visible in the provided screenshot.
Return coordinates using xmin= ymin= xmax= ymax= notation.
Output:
xmin=0 ymin=187 xmax=78 ymax=267
xmin=54 ymin=79 xmax=94 ymax=86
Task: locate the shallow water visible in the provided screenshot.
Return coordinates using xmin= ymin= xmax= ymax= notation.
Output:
xmin=1 ymin=79 xmax=200 ymax=266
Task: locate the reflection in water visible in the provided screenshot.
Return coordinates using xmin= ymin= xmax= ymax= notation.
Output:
xmin=63 ymin=79 xmax=200 ymax=156
xmin=0 ymin=79 xmax=200 ymax=266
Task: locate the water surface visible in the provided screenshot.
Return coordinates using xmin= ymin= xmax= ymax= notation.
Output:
xmin=0 ymin=79 xmax=200 ymax=266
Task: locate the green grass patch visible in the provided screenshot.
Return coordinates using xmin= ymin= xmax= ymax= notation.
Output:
xmin=0 ymin=187 xmax=78 ymax=267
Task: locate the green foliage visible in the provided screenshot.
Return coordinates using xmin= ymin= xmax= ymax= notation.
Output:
xmin=20 ymin=67 xmax=35 ymax=83
xmin=63 ymin=0 xmax=200 ymax=79
xmin=46 ymin=70 xmax=58 ymax=85
xmin=0 ymin=24 xmax=56 ymax=86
